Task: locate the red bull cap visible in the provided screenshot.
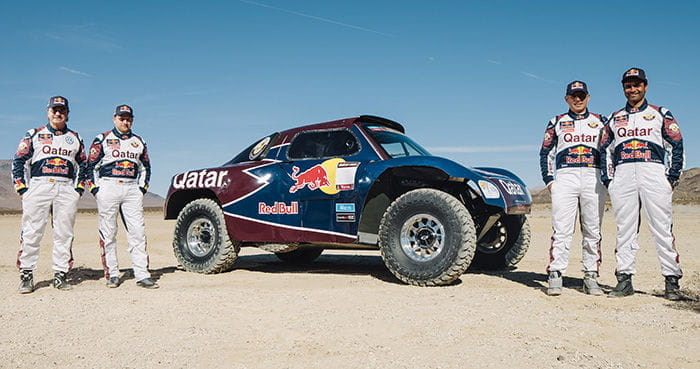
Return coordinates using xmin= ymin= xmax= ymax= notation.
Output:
xmin=114 ymin=104 xmax=134 ymax=117
xmin=622 ymin=68 xmax=647 ymax=83
xmin=47 ymin=96 xmax=69 ymax=111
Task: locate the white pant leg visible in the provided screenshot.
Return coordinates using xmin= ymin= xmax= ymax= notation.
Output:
xmin=50 ymin=183 xmax=80 ymax=272
xmin=578 ymin=169 xmax=605 ymax=273
xmin=547 ymin=170 xmax=580 ymax=274
xmin=17 ymin=182 xmax=53 ymax=270
xmin=96 ymin=182 xmax=123 ymax=279
xmin=121 ymin=185 xmax=150 ymax=280
xmin=638 ymin=164 xmax=682 ymax=277
xmin=608 ymin=164 xmax=641 ymax=275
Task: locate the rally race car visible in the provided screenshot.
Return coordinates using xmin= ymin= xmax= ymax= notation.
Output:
xmin=164 ymin=115 xmax=532 ymax=286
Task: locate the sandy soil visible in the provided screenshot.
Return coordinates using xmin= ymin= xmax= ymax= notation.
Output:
xmin=0 ymin=206 xmax=698 ymax=369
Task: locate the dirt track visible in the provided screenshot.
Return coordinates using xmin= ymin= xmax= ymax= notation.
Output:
xmin=1 ymin=207 xmax=698 ymax=369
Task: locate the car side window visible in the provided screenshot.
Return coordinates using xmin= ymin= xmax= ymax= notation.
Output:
xmin=288 ymin=129 xmax=359 ymax=160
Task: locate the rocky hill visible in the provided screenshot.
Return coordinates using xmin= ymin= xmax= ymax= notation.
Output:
xmin=530 ymin=167 xmax=700 ymax=205
xmin=0 ymin=160 xmax=164 ymax=211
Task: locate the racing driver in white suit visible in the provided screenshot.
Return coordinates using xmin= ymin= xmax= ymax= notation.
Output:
xmin=600 ymin=68 xmax=684 ymax=300
xmin=14 ymin=96 xmax=87 ymax=293
xmin=85 ymin=104 xmax=158 ymax=289
xmin=539 ymin=81 xmax=606 ymax=296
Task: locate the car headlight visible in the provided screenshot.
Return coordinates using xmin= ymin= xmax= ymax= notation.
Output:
xmin=478 ymin=180 xmax=501 ymax=199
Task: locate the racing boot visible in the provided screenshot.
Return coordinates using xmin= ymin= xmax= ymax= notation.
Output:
xmin=582 ymin=272 xmax=604 ymax=295
xmin=547 ymin=271 xmax=563 ymax=296
xmin=106 ymin=276 xmax=120 ymax=288
xmin=53 ymin=271 xmax=73 ymax=291
xmin=664 ymin=276 xmax=681 ymax=301
xmin=18 ymin=270 xmax=34 ymax=294
xmin=608 ymin=273 xmax=634 ymax=297
xmin=136 ymin=278 xmax=159 ymax=289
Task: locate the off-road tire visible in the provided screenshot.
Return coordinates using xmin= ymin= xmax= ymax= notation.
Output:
xmin=275 ymin=248 xmax=323 ymax=264
xmin=378 ymin=189 xmax=476 ymax=286
xmin=173 ymin=198 xmax=240 ymax=273
xmin=471 ymin=215 xmax=530 ymax=270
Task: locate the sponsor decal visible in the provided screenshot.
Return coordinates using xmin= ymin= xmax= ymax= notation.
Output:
xmin=288 ymin=159 xmax=359 ymax=194
xmin=498 ymin=179 xmax=525 ymax=196
xmin=90 ymin=147 xmax=98 ymax=156
xmin=367 ymin=126 xmax=387 ymax=131
xmin=172 ymin=169 xmax=229 ymax=189
xmin=622 ymin=140 xmax=648 ymax=150
xmin=562 ymin=133 xmax=596 ymax=143
xmin=560 ymin=121 xmax=575 ymax=132
xmin=336 ymin=213 xmax=355 ymax=222
xmin=64 ymin=135 xmax=74 ymax=145
xmin=587 ymin=121 xmax=599 ymax=128
xmin=258 ymin=201 xmax=299 ymax=215
xmin=335 ymin=203 xmax=356 ymax=212
xmin=106 ymin=139 xmax=120 ymax=148
xmin=613 ymin=115 xmax=629 ymax=127
xmin=118 ymin=105 xmax=132 ymax=114
xmin=131 ymin=141 xmax=139 ymax=148
xmin=543 ymin=132 xmax=551 ymax=142
xmin=335 ymin=161 xmax=359 ymax=191
xmin=643 ymin=114 xmax=655 ymax=121
xmin=617 ymin=127 xmax=652 ymax=137
xmin=669 ymin=123 xmax=680 ymax=132
xmin=115 ymin=160 xmax=135 ymax=169
xmin=41 ymin=145 xmax=72 ymax=156
xmin=629 ymin=107 xmax=639 ymax=113
xmin=568 ymin=146 xmax=592 ymax=156
xmin=111 ymin=149 xmax=139 ymax=159
xmin=620 ymin=150 xmax=651 ymax=160
xmin=38 ymin=133 xmax=53 ymax=144
xmin=112 ymin=161 xmax=136 ymax=176
xmin=249 ymin=136 xmax=271 ymax=160
xmin=571 ymin=81 xmax=584 ymax=89
xmin=625 ymin=69 xmax=640 ymax=77
xmin=17 ymin=141 xmax=29 ymax=155
xmin=41 ymin=157 xmax=69 ymax=175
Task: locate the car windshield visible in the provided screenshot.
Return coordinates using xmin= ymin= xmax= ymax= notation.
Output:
xmin=362 ymin=125 xmax=431 ymax=158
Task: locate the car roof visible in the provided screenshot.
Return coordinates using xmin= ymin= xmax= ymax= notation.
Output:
xmin=278 ymin=115 xmax=405 ymax=138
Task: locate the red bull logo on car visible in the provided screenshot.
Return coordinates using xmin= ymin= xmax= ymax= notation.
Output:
xmin=289 ymin=165 xmax=330 ymax=193
xmin=258 ymin=201 xmax=299 ymax=215
xmin=288 ymin=159 xmax=359 ymax=194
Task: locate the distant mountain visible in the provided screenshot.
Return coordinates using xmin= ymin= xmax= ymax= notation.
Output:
xmin=0 ymin=160 xmax=164 ymax=211
xmin=530 ymin=167 xmax=700 ymax=205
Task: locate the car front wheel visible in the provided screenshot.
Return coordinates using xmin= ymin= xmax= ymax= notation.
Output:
xmin=173 ymin=198 xmax=240 ymax=273
xmin=378 ymin=189 xmax=476 ymax=286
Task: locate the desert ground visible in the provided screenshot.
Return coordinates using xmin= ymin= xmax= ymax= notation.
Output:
xmin=0 ymin=206 xmax=698 ymax=369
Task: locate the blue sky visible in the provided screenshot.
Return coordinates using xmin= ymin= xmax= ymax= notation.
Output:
xmin=1 ymin=0 xmax=698 ymax=196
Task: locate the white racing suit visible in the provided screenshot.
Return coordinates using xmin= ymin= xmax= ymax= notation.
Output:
xmin=13 ymin=124 xmax=87 ymax=273
xmin=539 ymin=111 xmax=606 ymax=274
xmin=600 ymin=101 xmax=684 ymax=277
xmin=86 ymin=128 xmax=152 ymax=281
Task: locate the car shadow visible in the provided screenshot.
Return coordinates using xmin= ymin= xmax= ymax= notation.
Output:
xmin=230 ymin=253 xmax=408 ymax=285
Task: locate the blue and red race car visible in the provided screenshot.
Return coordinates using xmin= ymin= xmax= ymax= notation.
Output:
xmin=164 ymin=115 xmax=531 ymax=286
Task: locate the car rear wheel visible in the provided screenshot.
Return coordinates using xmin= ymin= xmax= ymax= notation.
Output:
xmin=378 ymin=189 xmax=476 ymax=286
xmin=173 ymin=198 xmax=240 ymax=273
xmin=275 ymin=248 xmax=323 ymax=264
xmin=471 ymin=215 xmax=530 ymax=270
